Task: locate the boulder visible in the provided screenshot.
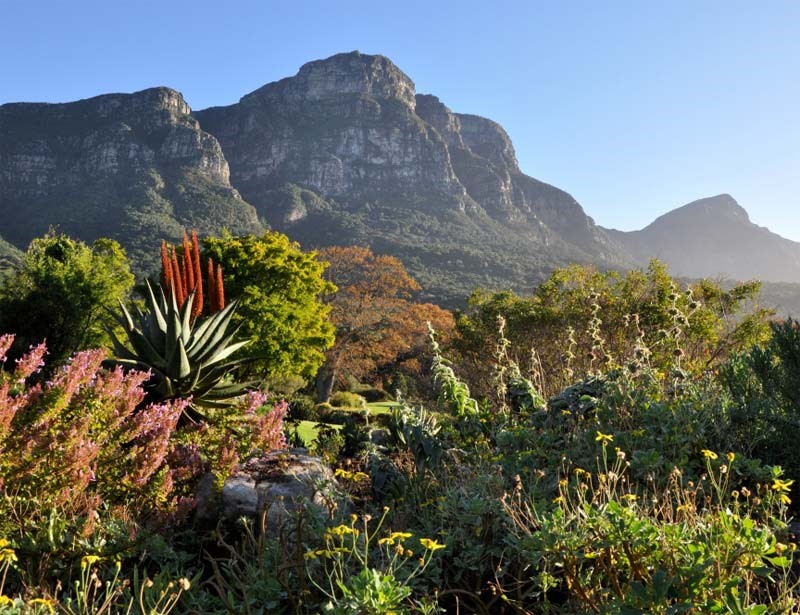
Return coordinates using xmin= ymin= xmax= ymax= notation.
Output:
xmin=197 ymin=449 xmax=341 ymax=530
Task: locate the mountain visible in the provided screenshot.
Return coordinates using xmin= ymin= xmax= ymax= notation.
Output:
xmin=0 ymin=87 xmax=263 ymax=272
xmin=194 ymin=51 xmax=631 ymax=303
xmin=3 ymin=52 xmax=798 ymax=309
xmin=606 ymin=194 xmax=800 ymax=283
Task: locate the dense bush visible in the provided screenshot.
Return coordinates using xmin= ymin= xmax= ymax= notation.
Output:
xmin=0 ymin=231 xmax=134 ymax=370
xmin=721 ymin=317 xmax=800 ymax=485
xmin=454 ymin=260 xmax=772 ymax=401
xmin=0 ymin=334 xmax=287 ymax=607
xmin=329 ymin=391 xmax=368 ymax=409
xmin=288 ymin=394 xmax=320 ymax=421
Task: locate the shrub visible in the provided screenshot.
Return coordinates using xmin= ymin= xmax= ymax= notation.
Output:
xmin=315 ymin=402 xmax=334 ymax=416
xmin=329 ymin=391 xmax=367 ymax=409
xmin=721 ymin=318 xmax=800 ymax=482
xmin=314 ymin=426 xmax=345 ymax=463
xmin=289 ymin=394 xmax=320 ymax=422
xmin=0 ymin=231 xmax=134 ymax=371
xmin=359 ymin=387 xmax=394 ymax=403
xmin=0 ymin=335 xmax=185 ymax=516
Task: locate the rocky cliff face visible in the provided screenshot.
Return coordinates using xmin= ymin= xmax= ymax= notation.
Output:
xmin=196 ymin=53 xmax=468 ymax=220
xmin=195 ymin=51 xmax=629 ymax=302
xmin=0 ymin=87 xmax=262 ymax=271
xmin=607 ymin=194 xmax=800 ymax=283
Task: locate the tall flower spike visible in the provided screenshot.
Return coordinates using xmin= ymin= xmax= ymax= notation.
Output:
xmin=214 ymin=264 xmax=225 ymax=314
xmin=191 ymin=231 xmax=203 ymax=318
xmin=207 ymin=258 xmax=217 ymax=314
xmin=171 ymin=250 xmax=185 ymax=306
xmin=182 ymin=232 xmax=195 ymax=294
xmin=160 ymin=241 xmax=172 ymax=297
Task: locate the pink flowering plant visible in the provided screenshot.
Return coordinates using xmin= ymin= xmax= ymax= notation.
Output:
xmin=0 ymin=335 xmax=187 ymax=515
xmin=0 ymin=334 xmax=288 ymax=517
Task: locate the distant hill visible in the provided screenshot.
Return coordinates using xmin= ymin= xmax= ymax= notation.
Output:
xmin=0 ymin=87 xmax=263 ymax=273
xmin=606 ymin=194 xmax=800 ymax=284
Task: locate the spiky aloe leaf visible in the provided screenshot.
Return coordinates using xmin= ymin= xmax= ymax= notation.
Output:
xmin=179 ymin=292 xmax=195 ymax=347
xmin=166 ymin=337 xmax=192 ymax=380
xmin=144 ymin=282 xmax=168 ymax=349
xmin=187 ymin=300 xmax=239 ymax=359
xmin=106 ymin=278 xmax=255 ymax=423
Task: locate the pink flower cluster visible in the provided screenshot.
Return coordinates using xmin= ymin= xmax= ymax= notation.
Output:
xmin=0 ymin=335 xmax=186 ymax=513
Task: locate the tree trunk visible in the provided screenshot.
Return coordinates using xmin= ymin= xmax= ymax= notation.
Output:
xmin=314 ymin=361 xmax=336 ymax=403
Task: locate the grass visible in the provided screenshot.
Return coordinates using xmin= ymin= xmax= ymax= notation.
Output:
xmin=366 ymin=401 xmax=396 ymax=415
xmin=290 ymin=403 xmax=395 ymax=448
xmin=293 ymin=420 xmax=342 ymax=447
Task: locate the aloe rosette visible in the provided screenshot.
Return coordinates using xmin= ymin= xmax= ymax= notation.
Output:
xmin=107 ymin=280 xmax=253 ymax=423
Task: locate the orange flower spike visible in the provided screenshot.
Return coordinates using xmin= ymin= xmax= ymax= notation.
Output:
xmin=207 ymin=258 xmax=217 ymax=314
xmin=215 ymin=264 xmax=225 ymax=313
xmin=191 ymin=231 xmax=203 ymax=317
xmin=171 ymin=249 xmax=185 ymax=305
xmin=182 ymin=231 xmax=195 ymax=294
xmin=160 ymin=241 xmax=172 ymax=296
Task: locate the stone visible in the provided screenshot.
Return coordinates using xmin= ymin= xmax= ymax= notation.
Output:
xmin=217 ymin=449 xmax=340 ymax=531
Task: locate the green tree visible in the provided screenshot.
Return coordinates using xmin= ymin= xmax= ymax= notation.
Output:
xmin=201 ymin=231 xmax=335 ymax=381
xmin=0 ymin=230 xmax=134 ymax=368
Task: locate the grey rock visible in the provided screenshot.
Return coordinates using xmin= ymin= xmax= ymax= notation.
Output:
xmin=218 ymin=450 xmax=340 ymax=530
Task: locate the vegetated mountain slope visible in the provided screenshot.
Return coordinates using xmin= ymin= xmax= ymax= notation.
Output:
xmin=195 ymin=51 xmax=631 ymax=304
xmin=0 ymin=88 xmax=263 ymax=272
xmin=756 ymin=281 xmax=800 ymax=318
xmin=0 ymin=234 xmax=22 ymax=277
xmin=606 ymin=194 xmax=800 ymax=284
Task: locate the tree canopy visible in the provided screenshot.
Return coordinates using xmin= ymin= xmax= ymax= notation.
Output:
xmin=315 ymin=246 xmax=454 ymax=401
xmin=201 ymin=231 xmax=336 ymax=381
xmin=0 ymin=230 xmax=134 ymax=368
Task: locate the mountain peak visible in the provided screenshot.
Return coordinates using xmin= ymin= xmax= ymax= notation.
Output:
xmin=609 ymin=194 xmax=800 ymax=283
xmin=654 ymin=193 xmax=749 ymax=226
xmin=243 ymin=51 xmax=417 ymax=108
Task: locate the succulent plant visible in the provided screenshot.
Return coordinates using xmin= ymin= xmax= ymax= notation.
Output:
xmin=106 ymin=279 xmax=253 ymax=423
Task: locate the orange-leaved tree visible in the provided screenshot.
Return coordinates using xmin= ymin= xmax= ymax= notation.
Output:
xmin=315 ymin=246 xmax=453 ymax=402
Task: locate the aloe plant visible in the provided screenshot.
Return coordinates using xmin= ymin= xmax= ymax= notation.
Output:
xmin=106 ymin=280 xmax=253 ymax=423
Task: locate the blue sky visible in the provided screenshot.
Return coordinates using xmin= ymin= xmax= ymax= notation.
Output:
xmin=2 ymin=0 xmax=798 ymax=239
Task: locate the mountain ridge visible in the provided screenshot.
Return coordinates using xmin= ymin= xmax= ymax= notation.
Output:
xmin=0 ymin=86 xmax=263 ymax=272
xmin=1 ymin=51 xmax=798 ymax=308
xmin=194 ymin=51 xmax=630 ymax=302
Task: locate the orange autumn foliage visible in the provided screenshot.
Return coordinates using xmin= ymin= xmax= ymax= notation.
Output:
xmin=317 ymin=246 xmax=454 ymax=389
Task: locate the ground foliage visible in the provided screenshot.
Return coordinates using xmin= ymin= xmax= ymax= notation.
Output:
xmin=1 ymin=253 xmax=799 ymax=613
